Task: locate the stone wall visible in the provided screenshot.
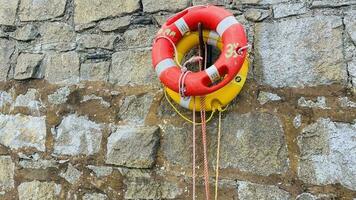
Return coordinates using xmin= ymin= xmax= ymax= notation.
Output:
xmin=0 ymin=0 xmax=355 ymax=199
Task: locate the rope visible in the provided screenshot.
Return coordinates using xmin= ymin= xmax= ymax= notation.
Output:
xmin=192 ymin=98 xmax=196 ymax=200
xmin=214 ymin=110 xmax=222 ymax=200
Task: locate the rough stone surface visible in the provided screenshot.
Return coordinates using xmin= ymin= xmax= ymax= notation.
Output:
xmin=60 ymin=164 xmax=81 ymax=184
xmin=125 ymin=179 xmax=182 ymax=199
xmin=296 ymin=193 xmax=336 ymax=200
xmin=0 ymin=39 xmax=15 ymax=81
xmin=121 ymin=26 xmax=157 ymax=49
xmin=0 ymin=156 xmax=15 ymax=192
xmin=298 ymin=118 xmax=356 ymax=190
xmin=106 ymin=125 xmax=159 ymax=168
xmin=209 ymin=112 xmax=289 ymax=176
xmin=298 ymin=96 xmax=329 ymax=109
xmin=19 ymin=0 xmax=66 ymax=21
xmin=11 ymin=24 xmax=39 ymax=41
xmin=83 ymin=193 xmax=108 ymax=200
xmin=18 ymin=181 xmax=61 ymax=200
xmin=52 ymin=114 xmax=102 ymax=156
xmin=74 ymin=0 xmax=140 ymax=25
xmin=118 ymin=93 xmax=154 ymax=124
xmin=244 ymin=9 xmax=270 ymax=22
xmin=80 ymin=62 xmax=110 ymax=82
xmin=273 ymin=2 xmax=307 ymax=19
xmin=81 ymin=95 xmax=110 ymax=108
xmin=47 ymin=87 xmax=71 ymax=105
xmin=87 ymin=166 xmax=113 ymax=177
xmin=0 ymin=114 xmax=46 ymax=151
xmin=142 ymin=0 xmax=188 ymax=13
xmin=43 ymin=52 xmax=80 ymax=84
xmin=14 ymin=53 xmax=44 ymax=80
xmin=257 ymin=91 xmax=281 ymax=105
xmin=77 ymin=34 xmax=117 ymax=50
xmin=110 ymin=49 xmax=159 ymax=86
xmin=254 ymin=16 xmax=346 ymax=88
xmin=0 ymin=91 xmax=13 ymax=108
xmin=237 ymin=181 xmax=291 ymax=200
xmin=0 ymin=0 xmax=18 ymax=26
xmin=311 ymin=0 xmax=356 ymax=8
xmin=339 ymin=97 xmax=356 ymax=108
xmin=19 ymin=154 xmax=58 ymax=169
xmin=14 ymin=89 xmax=42 ymax=111
xmin=38 ymin=22 xmax=76 ymax=51
xmin=99 ymin=16 xmax=132 ymax=32
xmin=344 ymin=10 xmax=356 ymax=45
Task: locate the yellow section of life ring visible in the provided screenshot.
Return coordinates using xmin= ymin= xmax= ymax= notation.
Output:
xmin=165 ymin=30 xmax=249 ymax=111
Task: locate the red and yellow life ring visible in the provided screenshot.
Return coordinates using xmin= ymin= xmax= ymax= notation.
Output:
xmin=152 ymin=5 xmax=248 ymax=96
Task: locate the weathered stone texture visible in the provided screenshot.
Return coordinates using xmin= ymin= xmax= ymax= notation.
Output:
xmin=209 ymin=112 xmax=289 ymax=176
xmin=118 ymin=93 xmax=154 ymax=124
xmin=80 ymin=62 xmax=110 ymax=82
xmin=0 ymin=0 xmax=18 ymax=26
xmin=273 ymin=2 xmax=307 ymax=19
xmin=11 ymin=24 xmax=39 ymax=41
xmin=311 ymin=0 xmax=356 ymax=8
xmin=237 ymin=181 xmax=292 ymax=200
xmin=125 ymin=179 xmax=182 ymax=199
xmin=18 ymin=181 xmax=61 ymax=200
xmin=142 ymin=0 xmax=189 ymax=13
xmin=0 ymin=156 xmax=15 ymax=192
xmin=38 ymin=22 xmax=76 ymax=51
xmin=74 ymin=0 xmax=140 ymax=25
xmin=83 ymin=193 xmax=108 ymax=200
xmin=110 ymin=49 xmax=159 ymax=86
xmin=298 ymin=118 xmax=356 ymax=190
xmin=244 ymin=9 xmax=270 ymax=22
xmin=77 ymin=34 xmax=117 ymax=50
xmin=52 ymin=114 xmax=102 ymax=156
xmin=106 ymin=126 xmax=159 ymax=168
xmin=257 ymin=91 xmax=281 ymax=105
xmin=19 ymin=0 xmax=66 ymax=21
xmin=0 ymin=39 xmax=15 ymax=81
xmin=254 ymin=16 xmax=347 ymax=88
xmin=298 ymin=96 xmax=329 ymax=109
xmin=14 ymin=53 xmax=44 ymax=80
xmin=60 ymin=164 xmax=81 ymax=184
xmin=87 ymin=166 xmax=113 ymax=177
xmin=99 ymin=16 xmax=132 ymax=32
xmin=47 ymin=87 xmax=71 ymax=105
xmin=0 ymin=114 xmax=46 ymax=151
xmin=120 ymin=26 xmax=157 ymax=49
xmin=14 ymin=88 xmax=42 ymax=111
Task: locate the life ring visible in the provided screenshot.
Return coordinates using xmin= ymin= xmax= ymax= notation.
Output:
xmin=165 ymin=30 xmax=249 ymax=111
xmin=152 ymin=5 xmax=248 ymax=96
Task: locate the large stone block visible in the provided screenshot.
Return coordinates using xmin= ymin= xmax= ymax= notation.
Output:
xmin=74 ymin=0 xmax=140 ymax=25
xmin=209 ymin=112 xmax=289 ymax=176
xmin=52 ymin=114 xmax=102 ymax=156
xmin=110 ymin=49 xmax=159 ymax=86
xmin=77 ymin=34 xmax=117 ymax=50
xmin=18 ymin=181 xmax=61 ymax=200
xmin=120 ymin=26 xmax=157 ymax=49
xmin=142 ymin=0 xmax=188 ymax=13
xmin=14 ymin=53 xmax=44 ymax=80
xmin=106 ymin=126 xmax=159 ymax=168
xmin=298 ymin=118 xmax=356 ymax=190
xmin=0 ymin=114 xmax=46 ymax=151
xmin=311 ymin=0 xmax=356 ymax=8
xmin=0 ymin=39 xmax=15 ymax=81
xmin=125 ymin=179 xmax=182 ymax=199
xmin=0 ymin=156 xmax=15 ymax=192
xmin=80 ymin=62 xmax=110 ymax=82
xmin=19 ymin=0 xmax=67 ymax=21
xmin=118 ymin=93 xmax=154 ymax=124
xmin=38 ymin=22 xmax=76 ymax=51
xmin=43 ymin=52 xmax=80 ymax=85
xmin=254 ymin=16 xmax=347 ymax=88
xmin=273 ymin=2 xmax=307 ymax=19
xmin=0 ymin=0 xmax=19 ymax=25
xmin=237 ymin=181 xmax=291 ymax=200
xmin=10 ymin=24 xmax=39 ymax=41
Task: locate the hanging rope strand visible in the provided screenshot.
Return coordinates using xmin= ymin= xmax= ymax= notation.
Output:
xmin=192 ymin=98 xmax=196 ymax=200
xmin=214 ymin=110 xmax=222 ymax=200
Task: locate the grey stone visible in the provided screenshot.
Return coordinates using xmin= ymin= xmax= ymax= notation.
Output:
xmin=0 ymin=156 xmax=15 ymax=192
xmin=18 ymin=181 xmax=61 ymax=200
xmin=237 ymin=181 xmax=291 ymax=200
xmin=273 ymin=2 xmax=307 ymax=19
xmin=159 ymin=124 xmax=191 ymax=166
xmin=142 ymin=0 xmax=188 ymax=13
xmin=121 ymin=26 xmax=157 ymax=49
xmin=0 ymin=39 xmax=15 ymax=81
xmin=311 ymin=0 xmax=356 ymax=8
xmin=19 ymin=155 xmax=58 ymax=169
xmin=0 ymin=29 xmax=6 ymax=38
xmin=11 ymin=24 xmax=39 ymax=41
xmin=0 ymin=0 xmax=18 ymax=26
xmin=118 ymin=168 xmax=151 ymax=179
xmin=38 ymin=22 xmax=76 ymax=51
xmin=81 ymin=95 xmax=110 ymax=108
xmin=43 ymin=52 xmax=80 ymax=84
xmin=209 ymin=112 xmax=289 ymax=176
xmin=298 ymin=118 xmax=356 ymax=190
xmin=234 ymin=0 xmax=288 ymax=4
xmin=298 ymin=96 xmax=329 ymax=109
xmin=153 ymin=13 xmax=172 ymax=26
xmin=80 ymin=62 xmax=110 ymax=82
xmin=0 ymin=91 xmax=13 ymax=108
xmin=118 ymin=93 xmax=154 ymax=124
xmin=47 ymin=87 xmax=71 ymax=105
xmin=0 ymin=114 xmax=46 ymax=151
xmin=83 ymin=193 xmax=108 ymax=200
xmin=87 ymin=166 xmax=113 ymax=177
xmin=244 ymin=9 xmax=270 ymax=22
xmin=14 ymin=53 xmax=44 ymax=80
xmin=52 ymin=114 xmax=102 ymax=156
xmin=339 ymin=97 xmax=356 ymax=108
xmin=19 ymin=0 xmax=66 ymax=21
xmin=257 ymin=91 xmax=281 ymax=105
xmin=74 ymin=0 xmax=140 ymax=25
xmin=125 ymin=179 xmax=182 ymax=199
xmin=344 ymin=10 xmax=356 ymax=45
xmin=293 ymin=114 xmax=302 ymax=129
xmin=296 ymin=193 xmax=336 ymax=200
xmin=60 ymin=164 xmax=81 ymax=184
xmin=254 ymin=16 xmax=346 ymax=88
xmin=77 ymin=34 xmax=117 ymax=50
xmin=99 ymin=16 xmax=132 ymax=32
xmin=110 ymin=49 xmax=159 ymax=86
xmin=14 ymin=88 xmax=42 ymax=111
xmin=106 ymin=125 xmax=159 ymax=168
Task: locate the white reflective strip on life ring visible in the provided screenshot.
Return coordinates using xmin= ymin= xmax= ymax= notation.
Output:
xmin=207 ymin=31 xmax=219 ymax=47
xmin=175 ymin=18 xmax=190 ymax=36
xmin=155 ymin=58 xmax=176 ymax=77
xmin=180 ymin=96 xmax=191 ymax=108
xmin=205 ymin=65 xmax=220 ymax=82
xmin=216 ymin=16 xmax=239 ymax=37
